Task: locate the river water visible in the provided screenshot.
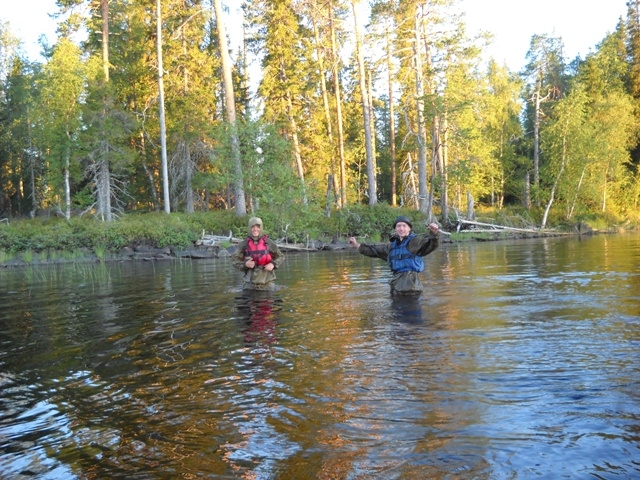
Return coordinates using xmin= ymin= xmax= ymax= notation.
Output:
xmin=0 ymin=233 xmax=638 ymax=479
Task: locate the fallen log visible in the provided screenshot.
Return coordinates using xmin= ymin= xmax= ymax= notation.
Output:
xmin=197 ymin=231 xmax=242 ymax=246
xmin=277 ymin=244 xmax=319 ymax=252
xmin=458 ymin=219 xmax=539 ymax=233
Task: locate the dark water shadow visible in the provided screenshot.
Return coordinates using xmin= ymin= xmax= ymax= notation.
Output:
xmin=390 ymin=294 xmax=425 ymax=324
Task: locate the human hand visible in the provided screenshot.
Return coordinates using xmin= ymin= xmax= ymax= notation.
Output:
xmin=348 ymin=237 xmax=360 ymax=248
xmin=245 ymin=258 xmax=255 ymax=269
xmin=264 ymin=262 xmax=275 ymax=272
xmin=428 ymin=223 xmax=439 ymax=235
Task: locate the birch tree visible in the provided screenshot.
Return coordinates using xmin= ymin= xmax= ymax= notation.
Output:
xmin=522 ymin=34 xmax=565 ymax=207
xmin=37 ymin=38 xmax=85 ymax=219
xmin=540 ymin=85 xmax=588 ymax=228
xmin=155 ymin=0 xmax=170 ymax=213
xmin=329 ymin=0 xmax=348 ymax=206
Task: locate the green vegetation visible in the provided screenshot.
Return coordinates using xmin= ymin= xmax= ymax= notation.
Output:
xmin=1 ymin=2 xmax=639 ymax=240
xmin=0 ymin=205 xmax=635 ymax=267
xmin=0 ymin=205 xmax=414 ymax=256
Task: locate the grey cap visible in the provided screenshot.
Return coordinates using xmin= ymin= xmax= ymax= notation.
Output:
xmin=248 ymin=217 xmax=263 ymax=233
xmin=393 ymin=215 xmax=412 ymax=229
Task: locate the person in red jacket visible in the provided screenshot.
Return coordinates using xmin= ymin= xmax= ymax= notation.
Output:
xmin=232 ymin=217 xmax=285 ymax=291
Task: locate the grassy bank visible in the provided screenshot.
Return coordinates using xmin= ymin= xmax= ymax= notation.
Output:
xmin=0 ymin=205 xmax=636 ymax=266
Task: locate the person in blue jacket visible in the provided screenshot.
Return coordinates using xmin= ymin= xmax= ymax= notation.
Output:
xmin=348 ymin=216 xmax=439 ymax=295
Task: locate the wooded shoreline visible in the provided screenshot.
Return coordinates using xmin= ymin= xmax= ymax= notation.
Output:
xmin=1 ymin=219 xmax=624 ymax=269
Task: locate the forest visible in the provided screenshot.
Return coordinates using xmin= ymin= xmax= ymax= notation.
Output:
xmin=1 ymin=0 xmax=639 ymax=233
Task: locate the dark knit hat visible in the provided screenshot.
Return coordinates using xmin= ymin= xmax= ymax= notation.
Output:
xmin=393 ymin=215 xmax=412 ymax=229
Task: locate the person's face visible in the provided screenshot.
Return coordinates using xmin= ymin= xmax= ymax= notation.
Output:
xmin=395 ymin=222 xmax=411 ymax=238
xmin=250 ymin=224 xmax=262 ymax=238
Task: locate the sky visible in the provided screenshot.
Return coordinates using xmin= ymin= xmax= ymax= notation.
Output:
xmin=462 ymin=0 xmax=628 ymax=71
xmin=1 ymin=0 xmax=631 ymax=73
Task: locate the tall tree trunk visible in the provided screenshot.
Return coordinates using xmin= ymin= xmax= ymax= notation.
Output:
xmin=311 ymin=2 xmax=336 ymax=214
xmin=242 ymin=20 xmax=251 ymax=115
xmin=541 ymin=132 xmax=567 ymax=228
xmin=214 ymin=0 xmax=246 ymax=215
xmin=524 ymin=171 xmax=531 ymax=209
xmin=567 ymin=165 xmax=586 ymax=219
xmin=530 ymin=73 xmax=555 ymax=209
xmin=156 ymin=0 xmax=170 ymax=214
xmin=413 ymin=8 xmax=428 ymax=213
xmin=139 ymin=132 xmax=160 ymax=211
xmin=329 ymin=1 xmax=347 ymax=207
xmin=64 ymin=137 xmax=71 ymax=220
xmin=101 ymin=0 xmax=109 ymax=82
xmin=180 ymin=28 xmax=194 ymax=214
xmin=103 ymin=157 xmax=112 ymax=220
xmin=368 ymin=70 xmax=376 ymax=178
xmin=352 ymin=0 xmax=376 ymax=204
xmin=285 ymin=89 xmax=308 ymax=204
xmin=184 ymin=143 xmax=194 ymax=213
xmin=28 ymin=118 xmax=37 ymax=216
xmin=440 ymin=111 xmax=449 ymax=224
xmin=386 ymin=19 xmax=397 ymax=206
xmin=533 ymin=75 xmax=542 ymax=207
xmin=405 ymin=153 xmax=419 ymax=209
xmin=98 ymin=0 xmax=112 ymax=221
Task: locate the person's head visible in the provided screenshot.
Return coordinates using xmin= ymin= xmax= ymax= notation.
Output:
xmin=393 ymin=215 xmax=412 ymax=238
xmin=248 ymin=217 xmax=263 ymax=238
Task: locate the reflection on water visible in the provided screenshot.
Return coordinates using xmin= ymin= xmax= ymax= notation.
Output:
xmin=0 ymin=233 xmax=639 ymax=479
xmin=234 ymin=290 xmax=282 ymax=345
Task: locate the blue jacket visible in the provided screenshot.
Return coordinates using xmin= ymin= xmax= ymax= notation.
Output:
xmin=388 ymin=234 xmax=424 ymax=273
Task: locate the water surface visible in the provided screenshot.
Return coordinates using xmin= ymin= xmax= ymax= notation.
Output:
xmin=1 ymin=233 xmax=639 ymax=479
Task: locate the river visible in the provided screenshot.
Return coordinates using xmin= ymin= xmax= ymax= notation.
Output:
xmin=0 ymin=232 xmax=638 ymax=479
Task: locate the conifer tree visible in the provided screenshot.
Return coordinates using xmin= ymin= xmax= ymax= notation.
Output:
xmin=0 ymin=22 xmax=34 ymax=216
xmin=250 ymin=0 xmax=313 ymax=205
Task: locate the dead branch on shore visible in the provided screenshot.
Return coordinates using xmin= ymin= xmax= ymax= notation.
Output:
xmin=456 ymin=219 xmax=540 ymax=233
xmin=197 ymin=230 xmax=241 ymax=246
xmin=197 ymin=231 xmax=318 ymax=251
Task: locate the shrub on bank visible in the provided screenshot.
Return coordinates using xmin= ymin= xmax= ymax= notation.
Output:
xmin=0 ymin=205 xmax=418 ymax=256
xmin=0 ymin=205 xmax=635 ymax=260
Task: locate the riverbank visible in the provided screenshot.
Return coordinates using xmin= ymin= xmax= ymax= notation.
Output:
xmin=0 ymin=222 xmax=622 ymax=268
xmin=0 ymin=207 xmax=635 ymax=268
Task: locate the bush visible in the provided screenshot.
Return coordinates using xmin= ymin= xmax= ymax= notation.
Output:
xmin=0 ymin=203 xmax=634 ymax=261
xmin=334 ymin=204 xmax=423 ymax=240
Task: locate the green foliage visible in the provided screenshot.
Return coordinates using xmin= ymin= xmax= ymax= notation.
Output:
xmin=573 ymin=211 xmax=623 ymax=231
xmin=0 ymin=214 xmax=200 ymax=254
xmin=1 ymin=0 xmax=640 ymax=229
xmin=332 ymin=203 xmax=419 ymax=239
xmin=35 ymin=38 xmax=87 ymax=207
xmin=0 ymin=204 xmax=635 ymax=265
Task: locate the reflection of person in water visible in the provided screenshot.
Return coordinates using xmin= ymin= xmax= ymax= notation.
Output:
xmin=224 ymin=292 xmax=298 ymax=475
xmin=391 ymin=295 xmax=424 ymax=324
xmin=235 ymin=291 xmax=279 ymax=345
